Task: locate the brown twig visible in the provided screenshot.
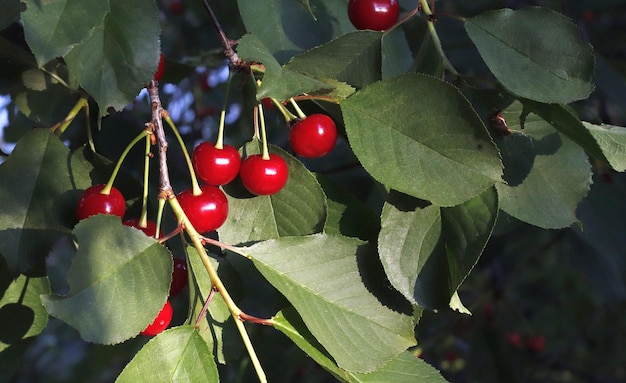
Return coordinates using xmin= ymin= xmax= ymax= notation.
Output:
xmin=200 ymin=0 xmax=245 ymax=69
xmin=147 ymin=80 xmax=174 ymax=198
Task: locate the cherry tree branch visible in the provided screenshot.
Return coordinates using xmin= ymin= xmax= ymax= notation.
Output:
xmin=200 ymin=0 xmax=244 ymax=68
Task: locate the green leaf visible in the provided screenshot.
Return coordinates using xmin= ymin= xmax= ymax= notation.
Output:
xmin=115 ymin=326 xmax=219 ymax=383
xmin=316 ymin=174 xmax=380 ymax=240
xmin=378 ymin=188 xmax=498 ymax=309
xmin=41 ymin=215 xmax=172 ymax=344
xmin=236 ymin=0 xmax=353 ymax=64
xmin=340 ymin=73 xmax=503 ymax=206
xmin=236 ymin=33 xmax=330 ymax=101
xmin=382 ymin=28 xmax=413 ymax=80
xmin=243 ymin=234 xmax=416 ymax=373
xmin=521 ymin=100 xmax=606 ymax=164
xmin=0 ymin=130 xmax=92 ymax=274
xmin=64 ymin=0 xmax=160 ymax=115
xmin=219 ymin=141 xmax=326 ymax=245
xmin=583 ymin=122 xmax=626 ymax=171
xmin=0 ymin=274 xmax=50 ymax=352
xmin=186 ymin=246 xmax=242 ymax=364
xmin=495 ymin=103 xmax=592 ymax=229
xmin=274 ymin=308 xmax=447 ymax=383
xmin=465 ymin=7 xmax=595 ymax=103
xmin=21 ymin=0 xmax=109 ymax=67
xmin=286 ymin=31 xmax=382 ymax=89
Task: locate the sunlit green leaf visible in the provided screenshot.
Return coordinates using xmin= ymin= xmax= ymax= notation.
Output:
xmin=341 ymin=73 xmax=503 ymax=206
xmin=41 ymin=215 xmax=172 ymax=344
xmin=465 ymin=7 xmax=594 ymax=103
xmin=583 ymin=122 xmax=626 ymax=172
xmin=116 ymin=326 xmax=219 ymax=383
xmin=274 ymin=308 xmax=447 ymax=382
xmin=244 ymin=234 xmax=416 ymax=373
xmin=236 ymin=33 xmax=330 ymax=101
xmin=219 ymin=140 xmax=326 ymax=245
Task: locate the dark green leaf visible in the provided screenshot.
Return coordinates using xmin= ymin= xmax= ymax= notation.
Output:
xmin=236 ymin=33 xmax=331 ymax=101
xmin=64 ymin=0 xmax=160 ymax=115
xmin=495 ymin=103 xmax=592 ymax=229
xmin=0 ymin=130 xmax=92 ymax=274
xmin=286 ymin=31 xmax=382 ymax=89
xmin=340 ymin=73 xmax=503 ymax=206
xmin=274 ymin=308 xmax=447 ymax=383
xmin=382 ymin=28 xmax=413 ymax=80
xmin=236 ymin=0 xmax=352 ymax=64
xmin=465 ymin=7 xmax=595 ymax=103
xmin=583 ymin=122 xmax=626 ymax=172
xmin=0 ymin=274 xmax=50 ymax=351
xmin=21 ymin=0 xmax=109 ymax=66
xmin=220 ymin=141 xmax=327 ymax=245
xmin=521 ymin=100 xmax=606 ymax=164
xmin=115 ymin=326 xmax=219 ymax=382
xmin=243 ymin=234 xmax=416 ymax=373
xmin=378 ymin=188 xmax=498 ymax=309
xmin=41 ymin=215 xmax=172 ymax=344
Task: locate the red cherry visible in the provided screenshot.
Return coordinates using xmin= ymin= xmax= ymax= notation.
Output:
xmin=154 ymin=53 xmax=165 ymax=82
xmin=76 ymin=184 xmax=126 ymax=221
xmin=170 ymin=0 xmax=184 ymax=14
xmin=289 ymin=114 xmax=337 ymax=158
xmin=141 ymin=300 xmax=173 ymax=336
xmin=261 ymin=98 xmax=274 ymax=110
xmin=177 ymin=185 xmax=228 ymax=233
xmin=123 ymin=218 xmax=162 ymax=238
xmin=526 ymin=335 xmax=545 ymax=353
xmin=169 ymin=257 xmax=188 ymax=297
xmin=240 ymin=154 xmax=288 ymax=195
xmin=192 ymin=142 xmax=241 ymax=186
xmin=348 ymin=0 xmax=399 ymax=31
xmin=506 ymin=331 xmax=523 ymax=348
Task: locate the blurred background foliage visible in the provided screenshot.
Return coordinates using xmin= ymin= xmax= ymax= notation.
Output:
xmin=1 ymin=0 xmax=626 ymax=382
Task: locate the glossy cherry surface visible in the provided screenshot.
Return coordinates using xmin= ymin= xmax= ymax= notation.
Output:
xmin=240 ymin=154 xmax=289 ymax=195
xmin=140 ymin=300 xmax=173 ymax=336
xmin=177 ymin=185 xmax=228 ymax=233
xmin=169 ymin=257 xmax=188 ymax=297
xmin=154 ymin=53 xmax=165 ymax=82
xmin=192 ymin=142 xmax=241 ymax=186
xmin=123 ymin=218 xmax=161 ymax=238
xmin=289 ymin=114 xmax=337 ymax=158
xmin=348 ymin=0 xmax=399 ymax=31
xmin=76 ymin=184 xmax=126 ymax=221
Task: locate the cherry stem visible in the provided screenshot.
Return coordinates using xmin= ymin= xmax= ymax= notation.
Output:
xmin=155 ymin=198 xmax=166 ymax=241
xmin=289 ymin=98 xmax=306 ymax=120
xmin=101 ymin=130 xmax=149 ymax=195
xmin=162 ymin=112 xmax=202 ymax=196
xmin=418 ymin=0 xmax=460 ymax=77
xmin=51 ymin=97 xmax=88 ymax=134
xmin=258 ymin=103 xmax=270 ymax=160
xmin=215 ymin=70 xmax=234 ymax=150
xmin=384 ymin=3 xmax=421 ymax=34
xmin=271 ymin=97 xmax=297 ymax=123
xmin=135 ymin=132 xmax=153 ymax=229
xmin=195 ymin=287 xmax=216 ymax=328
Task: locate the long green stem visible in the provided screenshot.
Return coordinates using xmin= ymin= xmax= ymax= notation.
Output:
xmin=215 ymin=71 xmax=234 ymax=150
xmin=138 ymin=134 xmax=152 ymax=228
xmin=258 ymin=103 xmax=270 ymax=160
xmin=289 ymin=98 xmax=306 ymax=120
xmin=101 ymin=130 xmax=148 ymax=195
xmin=52 ymin=97 xmax=88 ymax=134
xmin=418 ymin=0 xmax=460 ymax=77
xmin=163 ymin=115 xmax=202 ymax=196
